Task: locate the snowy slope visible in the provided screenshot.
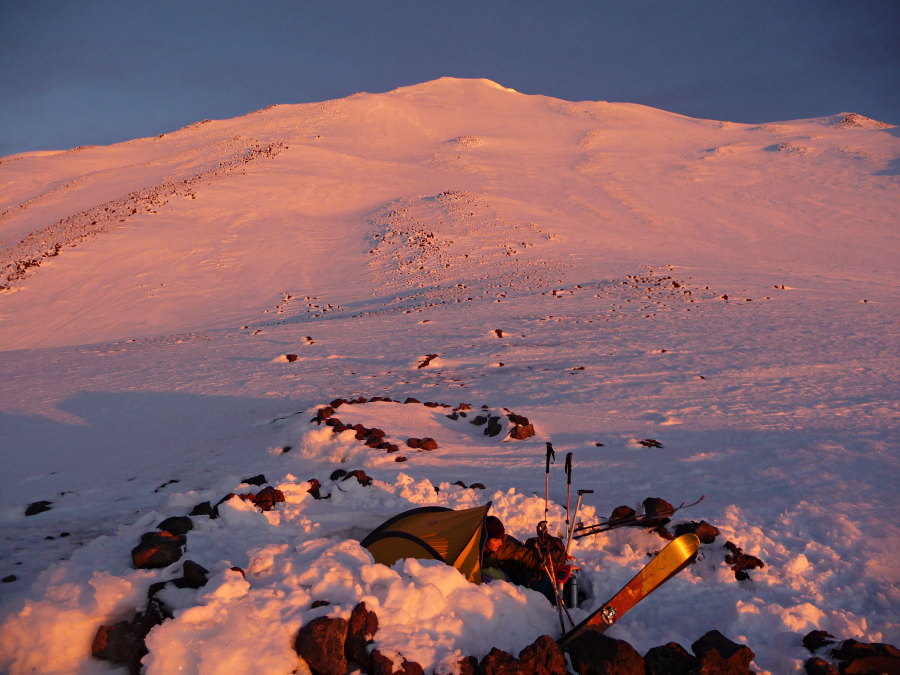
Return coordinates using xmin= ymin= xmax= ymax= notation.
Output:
xmin=0 ymin=78 xmax=898 ymax=674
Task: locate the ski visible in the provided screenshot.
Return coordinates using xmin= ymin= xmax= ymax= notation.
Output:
xmin=573 ymin=494 xmax=705 ymax=539
xmin=557 ymin=533 xmax=700 ymax=648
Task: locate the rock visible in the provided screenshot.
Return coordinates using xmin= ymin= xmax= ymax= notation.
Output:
xmin=458 ymin=655 xmax=478 ymax=675
xmin=330 ymin=469 xmax=348 ymax=480
xmin=419 ymin=437 xmax=438 ymax=451
xmin=471 ymin=415 xmax=488 ymax=426
xmin=477 ymin=647 xmax=523 ymax=674
xmin=691 ymin=630 xmax=755 ymax=674
xmin=803 ymin=630 xmax=838 ymax=653
xmin=242 ymin=474 xmax=267 ymax=486
xmin=507 ymin=412 xmax=529 ymax=425
xmin=179 ymin=560 xmax=209 ymax=589
xmin=253 ymin=486 xmax=286 ymax=511
xmin=368 ymin=427 xmax=386 ymax=438
xmin=610 ymin=505 xmax=637 ymax=522
xmin=674 ymin=520 xmax=720 ymax=544
xmin=91 ymin=620 xmax=145 ymax=670
xmin=25 ymin=500 xmax=52 ymax=516
xmin=285 ymin=353 xmax=299 ymax=362
xmin=566 ymin=628 xmax=645 ymax=674
xmin=518 ymin=634 xmax=567 ymax=675
xmin=343 ymin=469 xmax=372 ymax=486
xmin=723 ymin=541 xmax=765 ymax=580
xmin=157 ymin=516 xmax=193 ymax=536
xmin=406 ymin=438 xmax=422 ymax=449
xmin=2 ymin=575 xmax=17 ymax=583
xmin=307 ymin=478 xmax=324 ymax=499
xmin=310 ymin=600 xmax=330 ymax=608
xmin=189 ymin=501 xmax=215 ymax=518
xmin=330 ymin=398 xmax=348 ymax=408
xmin=470 ymin=482 xmax=486 ymax=489
xmin=404 ymin=397 xmax=420 ymax=404
xmin=804 ymin=657 xmax=839 ymax=675
xmin=371 ymin=649 xmax=425 ymax=675
xmin=295 ymin=616 xmax=348 ymax=675
xmin=345 ymin=602 xmax=378 ymax=666
xmin=484 ymin=416 xmax=504 ymax=437
xmin=644 ymin=642 xmax=697 ymax=675
xmin=830 ymin=639 xmax=900 ymax=674
xmin=509 ymin=423 xmax=535 ymax=440
xmin=131 ymin=531 xmax=185 ymax=569
xmin=642 ymin=497 xmax=674 ymax=521
xmin=638 ymin=439 xmax=663 ymax=448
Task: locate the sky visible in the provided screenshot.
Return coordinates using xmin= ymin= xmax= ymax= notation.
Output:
xmin=1 ymin=0 xmax=898 ymax=157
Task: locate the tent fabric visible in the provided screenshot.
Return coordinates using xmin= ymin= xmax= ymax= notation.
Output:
xmin=360 ymin=502 xmax=492 ymax=584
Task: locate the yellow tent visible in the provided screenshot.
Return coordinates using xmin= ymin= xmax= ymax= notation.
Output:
xmin=360 ymin=502 xmax=491 ymax=584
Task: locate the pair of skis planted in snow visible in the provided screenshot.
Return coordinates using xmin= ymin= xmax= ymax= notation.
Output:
xmin=557 ymin=532 xmax=700 ymax=647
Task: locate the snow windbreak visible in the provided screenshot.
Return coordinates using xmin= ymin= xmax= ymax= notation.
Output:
xmin=360 ymin=502 xmax=491 ymax=584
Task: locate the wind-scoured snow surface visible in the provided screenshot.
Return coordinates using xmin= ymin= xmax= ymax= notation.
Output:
xmin=0 ymin=78 xmax=897 ymax=673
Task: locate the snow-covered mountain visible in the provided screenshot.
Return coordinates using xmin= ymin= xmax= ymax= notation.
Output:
xmin=1 ymin=78 xmax=897 ymax=674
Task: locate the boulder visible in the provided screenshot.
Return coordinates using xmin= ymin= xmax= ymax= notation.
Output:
xmin=242 ymin=474 xmax=267 ymax=486
xmin=610 ymin=505 xmax=636 ymax=522
xmin=674 ymin=520 xmax=720 ymax=544
xmin=189 ymin=501 xmax=214 ymax=518
xmin=509 ymin=423 xmax=535 ymax=440
xmin=179 ymin=560 xmax=210 ymax=589
xmin=518 ymin=634 xmax=567 ymax=675
xmin=345 ymin=602 xmax=378 ymax=667
xmin=458 ymin=655 xmax=478 ymax=675
xmin=804 ymin=657 xmax=839 ymax=675
xmin=419 ymin=437 xmax=438 ymax=451
xmin=253 ymin=486 xmax=286 ymax=511
xmin=830 ymin=639 xmax=900 ymax=674
xmin=131 ymin=530 xmax=185 ymax=569
xmin=157 ymin=516 xmax=193 ymax=536
xmin=723 ymin=541 xmax=765 ymax=580
xmin=566 ymin=628 xmax=645 ymax=674
xmin=691 ymin=630 xmax=755 ymax=674
xmin=407 ymin=438 xmax=421 ymax=448
xmin=644 ymin=642 xmax=697 ymax=675
xmin=25 ymin=500 xmax=53 ymax=516
xmin=477 ymin=647 xmax=523 ymax=675
xmin=803 ymin=630 xmax=838 ymax=653
xmin=295 ymin=616 xmax=348 ymax=675
xmin=343 ymin=470 xmax=373 ymax=486
xmin=91 ymin=620 xmax=145 ymax=670
xmin=642 ymin=497 xmax=674 ymax=522
xmin=484 ymin=416 xmax=504 ymax=437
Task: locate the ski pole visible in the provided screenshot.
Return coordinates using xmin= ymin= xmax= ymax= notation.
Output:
xmin=537 ymin=521 xmax=575 ymax=631
xmin=566 ymin=488 xmax=593 ymax=557
xmin=564 ymin=453 xmax=573 ymax=538
xmin=544 ymin=442 xmax=555 ymax=522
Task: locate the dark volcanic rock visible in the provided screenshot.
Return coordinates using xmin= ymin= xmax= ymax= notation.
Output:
xmin=644 ymin=642 xmax=697 ymax=675
xmin=674 ymin=520 xmax=720 ymax=544
xmin=830 ymin=639 xmax=900 ymax=674
xmin=484 ymin=416 xmax=504 ymax=437
xmin=566 ymin=628 xmax=645 ymax=674
xmin=803 ymin=630 xmax=838 ymax=653
xmin=241 ymin=474 xmax=267 ymax=486
xmin=518 ymin=634 xmax=566 ymax=675
xmin=610 ymin=505 xmax=637 ymax=522
xmin=478 ymin=647 xmax=523 ymax=674
xmin=295 ymin=616 xmax=348 ymax=675
xmin=724 ymin=541 xmax=765 ymax=580
xmin=345 ymin=602 xmax=378 ymax=667
xmin=804 ymin=657 xmax=839 ymax=675
xmin=691 ymin=630 xmax=755 ymax=674
xmin=508 ymin=423 xmax=535 ymax=440
xmin=343 ymin=469 xmax=373 ymax=486
xmin=157 ymin=516 xmax=193 ymax=536
xmin=25 ymin=500 xmax=53 ymax=516
xmin=419 ymin=437 xmax=438 ymax=451
xmin=131 ymin=531 xmax=185 ymax=569
xmin=370 ymin=650 xmax=425 ymax=675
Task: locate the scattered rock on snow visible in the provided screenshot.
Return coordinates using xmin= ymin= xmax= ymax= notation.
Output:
xmin=673 ymin=520 xmax=720 ymax=544
xmin=566 ymin=628 xmax=645 ymax=675
xmin=25 ymin=500 xmax=53 ymax=516
xmin=295 ymin=616 xmax=349 ymax=675
xmin=644 ymin=641 xmax=697 ymax=675
xmin=723 ymin=540 xmax=765 ymax=580
xmin=691 ymin=629 xmax=755 ymax=674
xmin=131 ymin=530 xmax=185 ymax=569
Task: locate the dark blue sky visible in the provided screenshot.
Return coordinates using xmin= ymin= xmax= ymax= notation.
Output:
xmin=2 ymin=0 xmax=898 ymax=157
